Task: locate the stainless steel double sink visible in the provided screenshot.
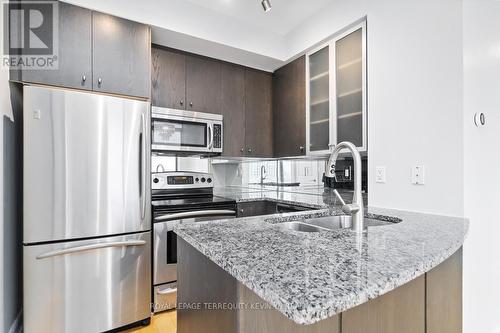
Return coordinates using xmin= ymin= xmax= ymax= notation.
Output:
xmin=279 ymin=215 xmax=393 ymax=232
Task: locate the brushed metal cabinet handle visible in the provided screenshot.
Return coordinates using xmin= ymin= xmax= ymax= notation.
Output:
xmin=157 ymin=287 xmax=177 ymax=295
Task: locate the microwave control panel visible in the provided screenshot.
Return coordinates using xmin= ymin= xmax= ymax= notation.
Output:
xmin=213 ymin=124 xmax=222 ymax=149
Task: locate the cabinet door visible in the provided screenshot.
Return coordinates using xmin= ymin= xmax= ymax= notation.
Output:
xmin=92 ymin=12 xmax=151 ymax=98
xmin=186 ymin=55 xmax=222 ymax=113
xmin=273 ymin=56 xmax=306 ymax=157
xmin=334 ymin=23 xmax=366 ymax=151
xmin=245 ymin=69 xmax=273 ymax=157
xmin=237 ymin=202 xmax=277 ymax=217
xmin=221 ymin=63 xmax=245 ymax=157
xmin=19 ymin=2 xmax=92 ymax=90
xmin=151 ymin=47 xmax=186 ymax=109
xmin=306 ymin=45 xmax=331 ymax=154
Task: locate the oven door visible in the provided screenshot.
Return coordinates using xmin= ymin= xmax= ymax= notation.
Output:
xmin=153 ymin=208 xmax=237 ymax=286
xmin=151 ymin=114 xmax=211 ymax=153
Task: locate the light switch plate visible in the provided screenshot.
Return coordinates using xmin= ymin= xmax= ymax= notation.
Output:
xmin=411 ymin=166 xmax=425 ymax=185
xmin=33 ymin=109 xmax=41 ymax=119
xmin=375 ymin=166 xmax=386 ymax=183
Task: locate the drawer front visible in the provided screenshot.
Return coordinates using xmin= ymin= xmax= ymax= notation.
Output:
xmin=23 ymin=232 xmax=151 ymax=333
xmin=153 ymin=282 xmax=177 ymax=313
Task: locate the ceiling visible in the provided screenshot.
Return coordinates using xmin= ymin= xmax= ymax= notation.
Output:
xmin=183 ymin=0 xmax=336 ymax=36
xmin=64 ymin=0 xmax=339 ymax=71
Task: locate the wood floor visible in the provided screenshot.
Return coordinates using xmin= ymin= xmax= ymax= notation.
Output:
xmin=125 ymin=310 xmax=176 ymax=333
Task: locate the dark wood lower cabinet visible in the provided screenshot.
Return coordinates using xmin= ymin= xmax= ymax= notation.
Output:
xmin=237 ymin=201 xmax=278 ymax=217
xmin=178 ymin=239 xmax=463 ymax=333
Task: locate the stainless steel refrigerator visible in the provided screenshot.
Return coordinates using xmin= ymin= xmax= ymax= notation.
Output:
xmin=22 ymin=85 xmax=151 ymax=333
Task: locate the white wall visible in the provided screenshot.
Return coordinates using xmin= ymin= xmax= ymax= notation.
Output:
xmin=288 ymin=0 xmax=464 ymax=216
xmin=463 ymin=1 xmax=500 ymax=332
xmin=65 ymin=0 xmax=287 ymax=68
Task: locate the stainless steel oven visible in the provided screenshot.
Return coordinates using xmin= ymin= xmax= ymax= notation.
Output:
xmin=151 ymin=172 xmax=236 ymax=312
xmin=151 ymin=107 xmax=223 ymax=154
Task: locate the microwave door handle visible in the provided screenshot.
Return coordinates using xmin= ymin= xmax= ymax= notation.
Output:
xmin=208 ymin=123 xmax=214 ymax=150
xmin=140 ymin=113 xmax=147 ymax=219
xmin=36 ymin=240 xmax=147 ymax=259
xmin=154 ymin=210 xmax=237 ymax=222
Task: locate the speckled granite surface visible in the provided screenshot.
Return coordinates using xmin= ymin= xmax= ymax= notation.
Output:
xmin=174 ymin=187 xmax=469 ymax=325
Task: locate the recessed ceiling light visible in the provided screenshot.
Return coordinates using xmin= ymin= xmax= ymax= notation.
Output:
xmin=261 ymin=0 xmax=272 ymax=12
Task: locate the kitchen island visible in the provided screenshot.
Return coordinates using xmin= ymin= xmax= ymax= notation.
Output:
xmin=173 ymin=186 xmax=468 ymax=333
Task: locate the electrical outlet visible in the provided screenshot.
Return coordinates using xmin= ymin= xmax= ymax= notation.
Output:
xmin=375 ymin=166 xmax=386 ymax=183
xmin=411 ymin=166 xmax=425 ymax=185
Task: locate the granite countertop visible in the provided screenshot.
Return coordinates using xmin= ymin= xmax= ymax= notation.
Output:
xmin=174 ymin=186 xmax=469 ymax=325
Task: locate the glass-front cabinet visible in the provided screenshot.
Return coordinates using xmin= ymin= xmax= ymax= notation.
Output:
xmin=306 ymin=20 xmax=367 ymax=155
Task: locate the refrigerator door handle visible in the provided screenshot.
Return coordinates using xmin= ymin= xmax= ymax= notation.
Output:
xmin=36 ymin=240 xmax=147 ymax=259
xmin=140 ymin=112 xmax=147 ymax=220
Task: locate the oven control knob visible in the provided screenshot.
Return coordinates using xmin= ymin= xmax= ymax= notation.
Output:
xmin=201 ymin=177 xmax=206 ymax=183
xmin=153 ymin=178 xmax=159 ymax=184
xmin=195 ymin=178 xmax=199 ymax=182
xmin=207 ymin=178 xmax=212 ymax=183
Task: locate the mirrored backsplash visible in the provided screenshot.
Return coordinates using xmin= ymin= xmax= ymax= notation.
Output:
xmin=211 ymin=159 xmax=328 ymax=188
xmin=152 ymin=155 xmax=367 ymax=192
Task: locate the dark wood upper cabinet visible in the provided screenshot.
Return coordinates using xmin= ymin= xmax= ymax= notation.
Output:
xmin=13 ymin=2 xmax=92 ymax=90
xmin=273 ymin=56 xmax=306 ymax=157
xmin=152 ymin=48 xmax=186 ymax=109
xmin=92 ymin=12 xmax=151 ymax=98
xmin=185 ymin=55 xmax=222 ymax=113
xmin=245 ymin=69 xmax=273 ymax=158
xmin=221 ymin=63 xmax=245 ymax=157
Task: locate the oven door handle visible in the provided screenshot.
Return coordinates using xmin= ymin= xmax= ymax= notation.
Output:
xmin=154 ymin=210 xmax=237 ymax=222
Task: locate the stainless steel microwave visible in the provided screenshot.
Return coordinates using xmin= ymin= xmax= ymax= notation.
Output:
xmin=151 ymin=107 xmax=223 ymax=154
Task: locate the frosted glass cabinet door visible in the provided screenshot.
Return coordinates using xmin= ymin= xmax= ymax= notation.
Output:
xmin=335 ymin=27 xmax=365 ymax=148
xmin=308 ymin=45 xmax=330 ymax=152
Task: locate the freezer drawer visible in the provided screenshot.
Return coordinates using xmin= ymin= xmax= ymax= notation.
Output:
xmin=23 ymin=232 xmax=151 ymax=333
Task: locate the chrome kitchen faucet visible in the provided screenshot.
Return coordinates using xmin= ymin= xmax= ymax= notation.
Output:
xmin=325 ymin=141 xmax=365 ymax=233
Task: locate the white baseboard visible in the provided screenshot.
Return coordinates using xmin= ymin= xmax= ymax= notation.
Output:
xmin=8 ymin=310 xmax=22 ymax=333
